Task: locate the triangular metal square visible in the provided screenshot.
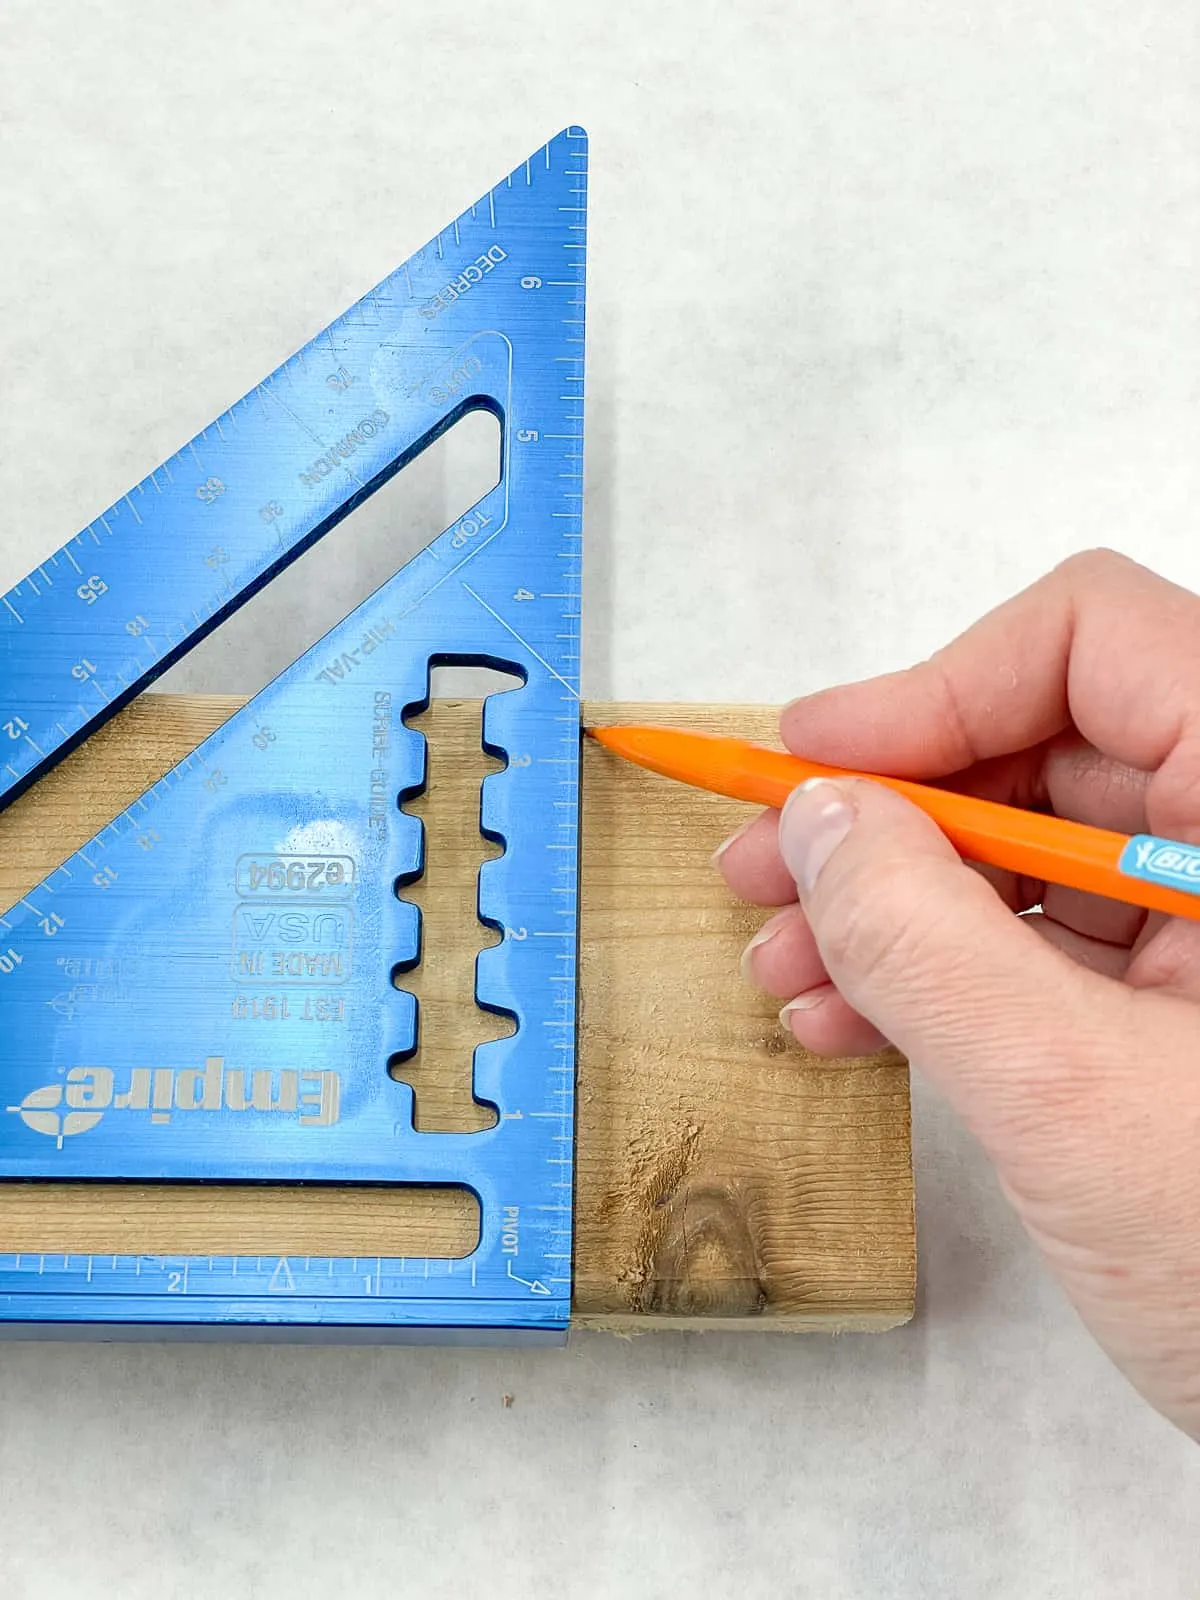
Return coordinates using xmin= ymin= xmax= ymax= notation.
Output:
xmin=0 ymin=126 xmax=587 ymax=1341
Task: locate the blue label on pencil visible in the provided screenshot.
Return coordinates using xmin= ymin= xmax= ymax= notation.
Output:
xmin=1119 ymin=835 xmax=1200 ymax=896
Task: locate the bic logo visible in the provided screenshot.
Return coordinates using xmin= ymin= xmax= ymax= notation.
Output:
xmin=1122 ymin=835 xmax=1200 ymax=891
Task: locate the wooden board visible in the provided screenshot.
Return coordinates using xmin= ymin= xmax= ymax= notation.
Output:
xmin=0 ymin=695 xmax=915 ymax=1332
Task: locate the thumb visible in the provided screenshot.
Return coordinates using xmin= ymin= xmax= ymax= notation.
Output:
xmin=777 ymin=776 xmax=1125 ymax=1151
xmin=779 ymin=778 xmax=1200 ymax=1440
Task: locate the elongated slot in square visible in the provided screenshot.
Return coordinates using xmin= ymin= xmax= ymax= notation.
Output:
xmin=0 ymin=1183 xmax=479 ymax=1258
xmin=157 ymin=405 xmax=502 ymax=696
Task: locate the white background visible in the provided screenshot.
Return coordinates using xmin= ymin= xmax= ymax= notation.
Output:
xmin=2 ymin=2 xmax=1199 ymax=1594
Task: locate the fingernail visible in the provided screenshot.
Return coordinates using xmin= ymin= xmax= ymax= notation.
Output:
xmin=739 ymin=921 xmax=782 ymax=982
xmin=779 ymin=989 xmax=829 ymax=1032
xmin=779 ymin=778 xmax=855 ymax=895
xmin=711 ymin=816 xmax=754 ymax=866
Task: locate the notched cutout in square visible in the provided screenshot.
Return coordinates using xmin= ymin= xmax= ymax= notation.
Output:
xmin=389 ymin=665 xmax=523 ymax=1133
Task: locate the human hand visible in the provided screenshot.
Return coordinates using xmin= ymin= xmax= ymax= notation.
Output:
xmin=716 ymin=550 xmax=1200 ymax=1440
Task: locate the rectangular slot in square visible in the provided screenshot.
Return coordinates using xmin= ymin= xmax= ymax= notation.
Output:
xmin=0 ymin=1183 xmax=479 ymax=1259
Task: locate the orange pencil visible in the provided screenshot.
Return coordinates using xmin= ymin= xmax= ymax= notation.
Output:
xmin=587 ymin=723 xmax=1200 ymax=924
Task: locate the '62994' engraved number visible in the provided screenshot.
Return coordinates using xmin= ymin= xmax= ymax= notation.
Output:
xmin=235 ymin=855 xmax=355 ymax=898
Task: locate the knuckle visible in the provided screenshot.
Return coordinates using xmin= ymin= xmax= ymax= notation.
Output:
xmin=1052 ymin=546 xmax=1135 ymax=587
xmin=923 ymin=652 xmax=983 ymax=767
xmin=1128 ymin=921 xmax=1200 ymax=993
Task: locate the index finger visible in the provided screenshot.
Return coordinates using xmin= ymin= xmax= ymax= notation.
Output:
xmin=780 ymin=550 xmax=1200 ymax=806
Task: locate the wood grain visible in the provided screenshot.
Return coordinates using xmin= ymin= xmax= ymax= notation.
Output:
xmin=0 ymin=695 xmax=915 ymax=1332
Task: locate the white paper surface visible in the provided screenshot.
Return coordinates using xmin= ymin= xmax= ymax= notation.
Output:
xmin=1 ymin=2 xmax=1199 ymax=1594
